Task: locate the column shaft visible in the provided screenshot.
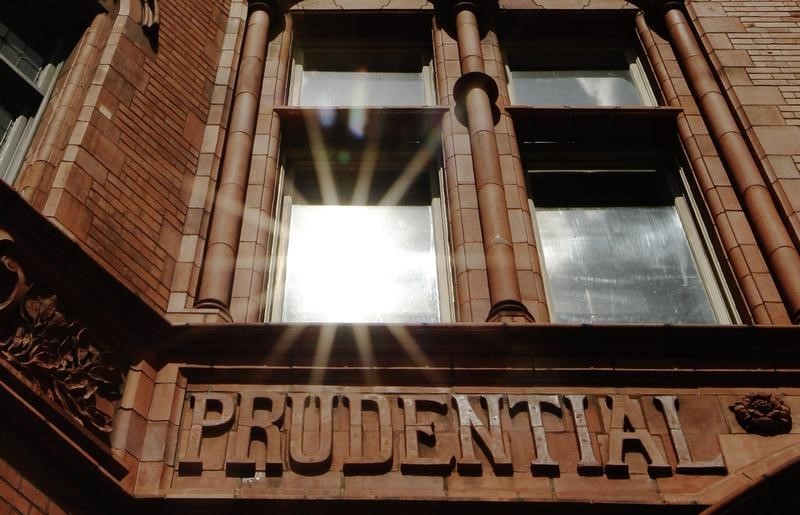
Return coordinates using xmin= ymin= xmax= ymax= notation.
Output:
xmin=453 ymin=6 xmax=532 ymax=322
xmin=662 ymin=4 xmax=800 ymax=323
xmin=196 ymin=4 xmax=272 ymax=313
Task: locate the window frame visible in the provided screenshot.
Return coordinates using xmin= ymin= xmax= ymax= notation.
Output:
xmin=266 ymin=152 xmax=454 ymax=324
xmin=525 ymin=153 xmax=738 ymax=325
xmin=503 ymin=41 xmax=658 ymax=107
xmin=0 ymin=9 xmax=63 ymax=184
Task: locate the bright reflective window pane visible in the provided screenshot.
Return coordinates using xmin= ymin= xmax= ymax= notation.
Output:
xmin=512 ymin=70 xmax=642 ymax=106
xmin=282 ymin=205 xmax=440 ymax=323
xmin=537 ymin=206 xmax=716 ymax=324
xmin=300 ymin=71 xmax=426 ymax=107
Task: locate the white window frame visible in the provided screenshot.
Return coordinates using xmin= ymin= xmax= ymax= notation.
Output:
xmin=527 ymin=161 xmax=738 ymax=325
xmin=504 ymin=42 xmax=657 ymax=107
xmin=265 ymin=158 xmax=454 ymax=323
xmin=289 ymin=46 xmax=436 ymax=107
xmin=0 ymin=9 xmax=63 ymax=184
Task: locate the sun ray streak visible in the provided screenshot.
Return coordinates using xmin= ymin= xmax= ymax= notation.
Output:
xmin=303 ymin=108 xmax=338 ymax=205
xmin=379 ymin=127 xmax=439 ymax=206
xmin=309 ymin=324 xmax=337 ymax=384
xmin=386 ymin=325 xmax=442 ymax=384
xmin=352 ymin=325 xmax=378 ymax=385
xmin=265 ymin=325 xmax=305 ymax=364
xmin=352 ymin=111 xmax=382 ymax=205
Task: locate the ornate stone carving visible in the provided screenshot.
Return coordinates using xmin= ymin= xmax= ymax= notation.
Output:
xmin=0 ymin=231 xmax=26 ymax=311
xmin=730 ymin=393 xmax=792 ymax=436
xmin=0 ymin=232 xmax=125 ymax=438
xmin=141 ymin=0 xmax=159 ymax=28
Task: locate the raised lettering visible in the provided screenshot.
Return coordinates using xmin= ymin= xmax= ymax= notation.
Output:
xmin=178 ymin=392 xmax=237 ymax=474
xmin=509 ymin=394 xmax=560 ymax=475
xmin=564 ymin=394 xmax=602 ymax=475
xmin=454 ymin=394 xmax=512 ymax=475
xmin=399 ymin=395 xmax=454 ymax=474
xmin=227 ymin=392 xmax=286 ymax=476
xmin=342 ymin=393 xmax=393 ymax=474
xmin=605 ymin=395 xmax=671 ymax=477
xmin=655 ymin=395 xmax=726 ymax=474
xmin=289 ymin=392 xmax=334 ymax=474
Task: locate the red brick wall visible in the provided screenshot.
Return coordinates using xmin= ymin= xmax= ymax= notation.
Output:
xmin=0 ymin=455 xmax=67 ymax=515
xmin=16 ymin=0 xmax=230 ymax=314
xmin=688 ymin=0 xmax=800 ymax=249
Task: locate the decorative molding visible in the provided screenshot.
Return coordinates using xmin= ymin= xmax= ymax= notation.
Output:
xmin=141 ymin=0 xmax=159 ymax=28
xmin=0 ymin=231 xmax=126 ymax=439
xmin=730 ymin=393 xmax=793 ymax=436
xmin=0 ymin=230 xmax=27 ymax=312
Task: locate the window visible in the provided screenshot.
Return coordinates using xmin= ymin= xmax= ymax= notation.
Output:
xmin=527 ymin=165 xmax=733 ymax=324
xmin=0 ymin=3 xmax=63 ymax=183
xmin=269 ymin=155 xmax=451 ymax=323
xmin=288 ymin=13 xmax=435 ymax=108
xmin=505 ymin=44 xmax=655 ymax=106
xmin=290 ymin=48 xmax=434 ymax=107
xmin=269 ymin=13 xmax=450 ymax=323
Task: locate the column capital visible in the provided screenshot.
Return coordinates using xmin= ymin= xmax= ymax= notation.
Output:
xmin=247 ymin=1 xmax=287 ymax=44
xmin=487 ymin=300 xmax=535 ymax=323
xmin=652 ymin=0 xmax=686 ymax=18
xmin=436 ymin=0 xmax=497 ymax=31
xmin=453 ymin=71 xmax=499 ymax=106
xmin=438 ymin=0 xmax=497 ymax=14
xmin=247 ymin=0 xmax=282 ymax=16
xmin=453 ymin=71 xmax=500 ymax=125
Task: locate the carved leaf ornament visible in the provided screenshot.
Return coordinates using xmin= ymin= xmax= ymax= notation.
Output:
xmin=0 ymin=231 xmax=125 ymax=437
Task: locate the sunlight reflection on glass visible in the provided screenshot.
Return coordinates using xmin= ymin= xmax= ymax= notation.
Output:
xmin=300 ymin=70 xmax=426 ymax=106
xmin=537 ymin=206 xmax=716 ymax=323
xmin=351 ymin=325 xmax=378 ymax=384
xmin=348 ymin=107 xmax=367 ymax=138
xmin=512 ymin=70 xmax=642 ymax=106
xmin=317 ymin=108 xmax=337 ymax=128
xmin=309 ymin=325 xmax=336 ymax=384
xmin=282 ymin=205 xmax=440 ymax=323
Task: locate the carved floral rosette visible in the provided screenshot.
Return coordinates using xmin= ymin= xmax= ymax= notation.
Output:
xmin=0 ymin=230 xmax=126 ymax=440
xmin=730 ymin=393 xmax=793 ymax=436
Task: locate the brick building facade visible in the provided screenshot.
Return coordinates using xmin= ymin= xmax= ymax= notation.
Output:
xmin=1 ymin=0 xmax=800 ymax=512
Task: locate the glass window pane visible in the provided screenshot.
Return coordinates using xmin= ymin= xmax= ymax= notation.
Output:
xmin=300 ymin=70 xmax=426 ymax=107
xmin=511 ymin=69 xmax=642 ymax=106
xmin=536 ymin=206 xmax=717 ymax=324
xmin=282 ymin=205 xmax=440 ymax=323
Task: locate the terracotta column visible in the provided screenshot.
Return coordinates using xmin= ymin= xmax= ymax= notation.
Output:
xmin=636 ymin=14 xmax=781 ymax=324
xmin=659 ymin=1 xmax=800 ymax=324
xmin=447 ymin=0 xmax=533 ymax=322
xmin=195 ymin=1 xmax=275 ymax=314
